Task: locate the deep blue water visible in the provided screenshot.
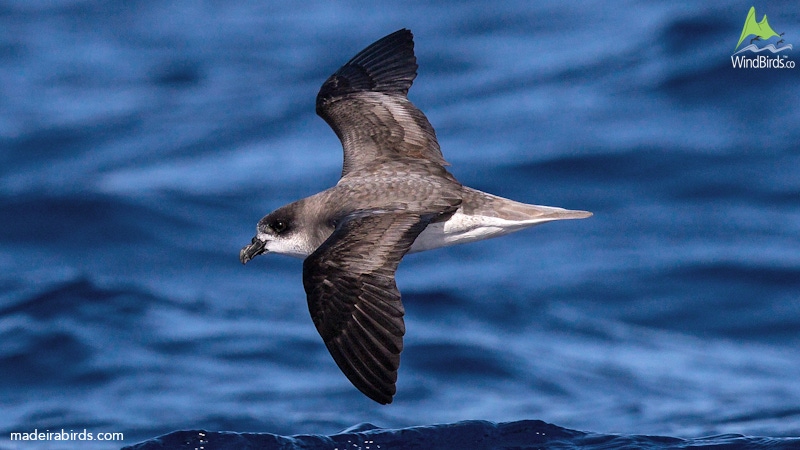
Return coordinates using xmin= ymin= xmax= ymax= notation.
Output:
xmin=2 ymin=1 xmax=799 ymax=449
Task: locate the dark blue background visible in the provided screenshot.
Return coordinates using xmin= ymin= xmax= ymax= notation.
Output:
xmin=1 ymin=1 xmax=798 ymax=448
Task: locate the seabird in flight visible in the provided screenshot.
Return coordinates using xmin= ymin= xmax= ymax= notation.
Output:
xmin=240 ymin=29 xmax=591 ymax=404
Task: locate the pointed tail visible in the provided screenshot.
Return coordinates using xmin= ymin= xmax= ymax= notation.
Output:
xmin=461 ymin=187 xmax=592 ymax=224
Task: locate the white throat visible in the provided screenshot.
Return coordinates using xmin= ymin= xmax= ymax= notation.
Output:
xmin=260 ymin=233 xmax=315 ymax=259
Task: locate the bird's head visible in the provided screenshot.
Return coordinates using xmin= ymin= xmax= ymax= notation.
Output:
xmin=240 ymin=204 xmax=311 ymax=263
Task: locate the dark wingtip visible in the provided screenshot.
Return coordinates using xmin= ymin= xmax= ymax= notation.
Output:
xmin=366 ymin=387 xmax=395 ymax=405
xmin=317 ymin=29 xmax=417 ymax=108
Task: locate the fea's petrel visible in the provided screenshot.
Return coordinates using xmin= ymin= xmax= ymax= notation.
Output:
xmin=240 ymin=29 xmax=591 ymax=404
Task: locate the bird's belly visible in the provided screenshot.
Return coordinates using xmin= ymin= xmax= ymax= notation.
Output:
xmin=409 ymin=210 xmax=533 ymax=253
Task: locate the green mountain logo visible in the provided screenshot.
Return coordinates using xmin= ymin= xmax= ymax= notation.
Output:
xmin=735 ymin=6 xmax=783 ymax=51
xmin=730 ymin=6 xmax=795 ymax=69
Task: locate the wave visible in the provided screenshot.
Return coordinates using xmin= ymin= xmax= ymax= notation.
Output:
xmin=123 ymin=420 xmax=800 ymax=450
xmin=733 ymin=43 xmax=793 ymax=55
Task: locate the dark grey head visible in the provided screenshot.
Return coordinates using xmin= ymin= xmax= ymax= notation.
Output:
xmin=239 ymin=203 xmax=314 ymax=263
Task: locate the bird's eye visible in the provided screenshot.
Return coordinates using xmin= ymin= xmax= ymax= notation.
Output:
xmin=271 ymin=220 xmax=288 ymax=233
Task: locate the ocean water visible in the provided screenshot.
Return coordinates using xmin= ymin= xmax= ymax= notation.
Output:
xmin=2 ymin=1 xmax=799 ymax=449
